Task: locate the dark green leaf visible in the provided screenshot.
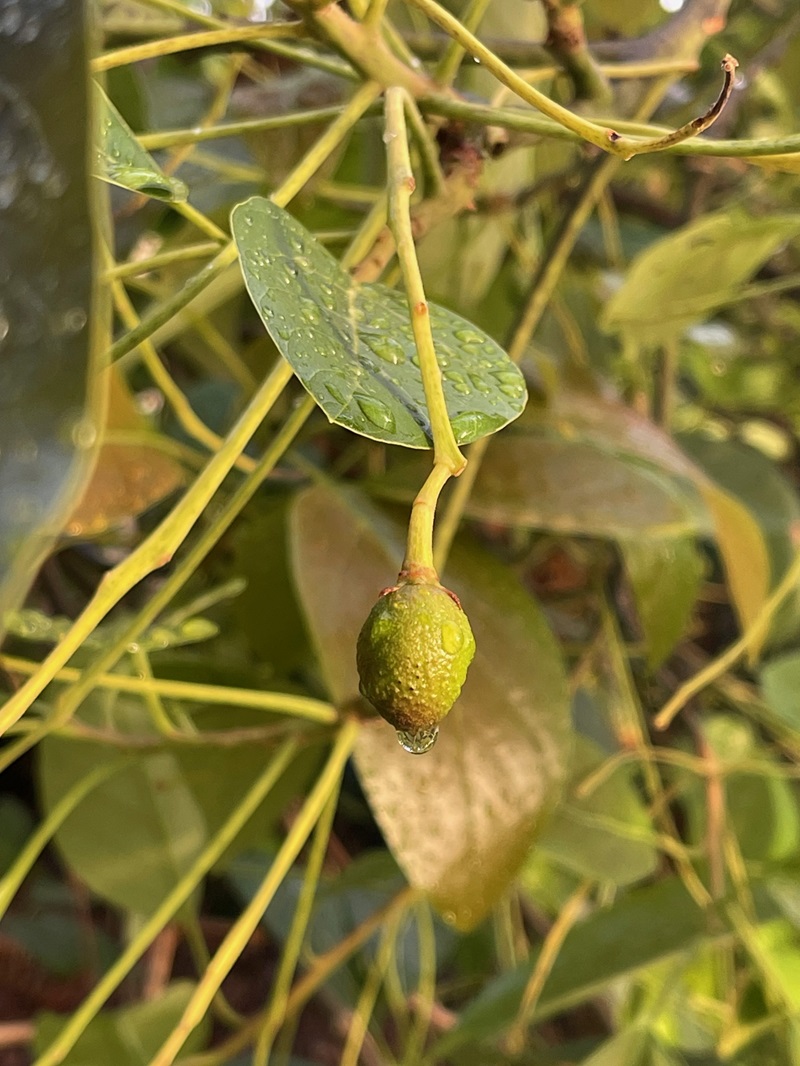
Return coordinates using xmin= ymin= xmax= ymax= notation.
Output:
xmin=431 ymin=879 xmax=780 ymax=1057
xmin=290 ymin=485 xmax=571 ymax=930
xmin=35 ymin=981 xmax=208 ymax=1064
xmin=0 ymin=0 xmax=96 ymax=631
xmin=231 ymin=196 xmax=527 ymax=448
xmin=537 ymin=737 xmax=658 ymax=887
xmin=95 ymin=83 xmax=188 ymax=201
xmin=761 ymin=653 xmax=800 ymax=732
xmin=602 ymin=212 xmax=800 ymax=344
xmin=622 ymin=537 xmax=704 ymax=668
xmin=38 ymin=696 xmax=207 ymax=915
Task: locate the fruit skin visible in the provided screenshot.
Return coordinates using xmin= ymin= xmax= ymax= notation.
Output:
xmin=356 ymin=581 xmax=476 ymax=733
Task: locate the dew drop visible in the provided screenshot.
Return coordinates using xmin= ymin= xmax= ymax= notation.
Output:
xmin=371 ymin=338 xmax=406 ymax=365
xmin=327 ymin=382 xmax=347 ymax=405
xmin=396 ymin=726 xmax=439 ymax=754
xmin=468 ymin=373 xmax=492 ymax=393
xmin=454 ymin=328 xmax=485 ymax=344
xmin=355 ymin=394 xmax=396 ymax=432
xmin=499 ymin=383 xmax=524 ymax=398
xmin=493 ymin=370 xmax=523 ymax=386
xmin=450 ymin=411 xmax=484 ymax=440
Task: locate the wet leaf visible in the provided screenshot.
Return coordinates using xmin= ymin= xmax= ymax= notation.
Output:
xmin=622 ymin=536 xmax=704 ymax=667
xmin=602 ymin=211 xmax=800 ymax=344
xmin=38 ymin=695 xmax=207 ymax=915
xmin=232 ymin=197 xmax=527 ymax=448
xmin=94 ymin=83 xmax=188 ymax=201
xmin=0 ymin=0 xmax=97 ymax=632
xmin=65 ymin=368 xmax=184 ymax=536
xmin=290 ymin=485 xmax=571 ymax=930
xmin=35 ymin=980 xmax=208 ymax=1064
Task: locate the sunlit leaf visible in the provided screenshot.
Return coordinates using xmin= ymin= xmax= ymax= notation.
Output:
xmin=0 ymin=0 xmax=97 ymax=633
xmin=65 ymin=367 xmax=184 ymax=536
xmin=290 ymin=485 xmax=571 ymax=930
xmin=698 ymin=481 xmax=771 ymax=650
xmin=94 ymin=82 xmax=188 ymax=201
xmin=232 ymin=196 xmax=527 ymax=448
xmin=743 ymin=153 xmax=800 ymax=174
xmin=622 ymin=536 xmax=705 ymax=667
xmin=683 ymin=436 xmax=800 ymax=645
xmin=373 ymin=431 xmax=708 ymax=541
xmin=35 ymin=981 xmax=208 ymax=1064
xmin=602 ymin=211 xmax=800 ymax=344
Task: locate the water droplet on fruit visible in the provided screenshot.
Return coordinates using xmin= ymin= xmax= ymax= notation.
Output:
xmin=441 ymin=621 xmax=464 ymax=654
xmin=396 ymin=726 xmax=439 ymax=754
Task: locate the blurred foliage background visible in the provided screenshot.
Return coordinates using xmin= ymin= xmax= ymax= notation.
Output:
xmin=2 ymin=0 xmax=800 ymax=1063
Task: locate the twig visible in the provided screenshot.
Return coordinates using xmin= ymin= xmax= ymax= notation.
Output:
xmin=613 ymin=54 xmax=739 ymax=159
xmin=654 ymin=551 xmax=800 ymax=731
xmin=541 ymin=0 xmax=611 ymax=102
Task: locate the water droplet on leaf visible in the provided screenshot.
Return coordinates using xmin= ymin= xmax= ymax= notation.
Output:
xmin=355 ymin=394 xmax=396 ymax=431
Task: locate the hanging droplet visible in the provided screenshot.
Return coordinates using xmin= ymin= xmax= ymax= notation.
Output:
xmin=396 ymin=726 xmax=439 ymax=754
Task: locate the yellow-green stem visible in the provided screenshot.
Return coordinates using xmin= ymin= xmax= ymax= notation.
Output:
xmin=92 ymin=21 xmax=304 ymax=71
xmin=149 ymin=720 xmax=358 ymax=1066
xmin=253 ymin=784 xmax=339 ymax=1065
xmin=0 ymin=759 xmax=127 ymax=921
xmin=385 ymin=87 xmax=464 ymax=476
xmin=33 ymin=739 xmax=301 ymax=1066
xmin=403 ymin=462 xmax=452 ymax=578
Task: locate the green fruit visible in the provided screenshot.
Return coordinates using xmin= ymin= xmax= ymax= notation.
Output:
xmin=356 ymin=581 xmax=476 ymax=735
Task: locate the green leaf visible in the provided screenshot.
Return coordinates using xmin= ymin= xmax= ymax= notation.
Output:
xmin=374 ymin=431 xmax=707 ymax=541
xmin=682 ymin=437 xmax=799 ymax=645
xmin=431 ymin=878 xmax=780 ymax=1058
xmin=94 ymin=83 xmax=188 ymax=201
xmin=697 ymin=482 xmax=771 ymax=649
xmin=229 ymin=499 xmax=314 ymax=676
xmin=35 ymin=980 xmax=209 ymax=1064
xmin=601 ymin=211 xmax=800 ymax=345
xmin=622 ymin=537 xmax=705 ymax=668
xmin=580 ymin=1029 xmax=651 ymax=1066
xmin=761 ymin=653 xmax=800 ymax=732
xmin=750 ymin=919 xmax=800 ymax=1010
xmin=681 ymin=716 xmax=800 ymax=864
xmin=231 ymin=196 xmax=527 ymax=448
xmin=290 ymin=485 xmax=571 ymax=930
xmin=537 ymin=737 xmax=659 ymax=887
xmin=37 ymin=695 xmax=207 ymax=915
xmin=0 ymin=2 xmax=97 ymax=633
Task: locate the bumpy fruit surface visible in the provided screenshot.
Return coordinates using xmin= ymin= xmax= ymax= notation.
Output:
xmin=356 ymin=582 xmax=476 ymax=733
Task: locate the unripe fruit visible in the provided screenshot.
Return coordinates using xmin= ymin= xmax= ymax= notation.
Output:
xmin=356 ymin=581 xmax=476 ymax=751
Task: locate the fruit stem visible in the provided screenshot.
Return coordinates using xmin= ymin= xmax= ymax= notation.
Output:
xmin=384 ymin=87 xmax=466 ymax=477
xmin=401 ymin=461 xmax=451 ymax=582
